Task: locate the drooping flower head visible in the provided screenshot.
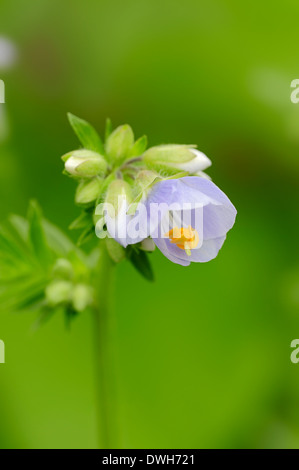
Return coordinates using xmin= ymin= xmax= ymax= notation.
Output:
xmin=62 ymin=114 xmax=237 ymax=277
xmin=135 ymin=176 xmax=236 ymax=266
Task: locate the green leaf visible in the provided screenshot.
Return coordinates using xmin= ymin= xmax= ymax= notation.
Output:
xmin=0 ymin=276 xmax=48 ymax=312
xmin=77 ymin=225 xmax=95 ymax=247
xmin=0 ymin=219 xmax=37 ymax=282
xmin=42 ymin=219 xmax=76 ymax=256
xmin=130 ymin=135 xmax=148 ymax=157
xmin=0 ymin=226 xmax=32 ymax=263
xmin=67 ymin=113 xmax=105 ymax=154
xmin=69 ymin=211 xmax=93 ymax=230
xmin=9 ymin=214 xmax=29 ymax=242
xmin=0 ymin=203 xmax=94 ymax=317
xmin=28 ymin=201 xmax=52 ymax=267
xmin=126 ymin=247 xmax=154 ymax=282
xmin=32 ymin=308 xmax=57 ymax=330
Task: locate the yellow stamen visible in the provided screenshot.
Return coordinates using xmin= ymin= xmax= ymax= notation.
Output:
xmin=164 ymin=225 xmax=199 ymax=255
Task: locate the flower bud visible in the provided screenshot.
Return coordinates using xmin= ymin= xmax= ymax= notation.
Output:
xmin=45 ymin=280 xmax=73 ymax=307
xmin=63 ymin=149 xmax=107 ymax=177
xmin=105 ymin=125 xmax=134 ymax=162
xmin=72 ymin=284 xmax=93 ymax=312
xmin=140 ymin=238 xmax=156 ymax=252
xmin=105 ymin=179 xmax=133 ymax=217
xmin=75 ymin=177 xmax=103 ymax=205
xmin=52 ymin=258 xmax=74 ymax=280
xmin=143 ymin=145 xmax=211 ymax=173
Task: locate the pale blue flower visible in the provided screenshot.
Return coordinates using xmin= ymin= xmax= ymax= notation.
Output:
xmin=135 ymin=176 xmax=237 ymax=266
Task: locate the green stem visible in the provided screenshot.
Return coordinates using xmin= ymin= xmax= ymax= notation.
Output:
xmin=93 ymin=242 xmax=118 ymax=449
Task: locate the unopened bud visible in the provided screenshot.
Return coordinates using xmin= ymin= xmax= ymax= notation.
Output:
xmin=105 ymin=179 xmax=133 ymax=217
xmin=143 ymin=145 xmax=211 ymax=173
xmin=140 ymin=238 xmax=156 ymax=252
xmin=72 ymin=284 xmax=93 ymax=312
xmin=63 ymin=149 xmax=107 ymax=177
xmin=105 ymin=125 xmax=134 ymax=162
xmin=45 ymin=280 xmax=72 ymax=306
xmin=75 ymin=177 xmax=103 ymax=204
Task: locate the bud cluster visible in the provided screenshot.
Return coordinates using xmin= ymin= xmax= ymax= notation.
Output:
xmin=45 ymin=256 xmax=94 ymax=313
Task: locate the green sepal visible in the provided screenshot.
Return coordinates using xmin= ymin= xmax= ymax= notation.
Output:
xmin=164 ymin=171 xmax=189 ymax=179
xmin=64 ymin=307 xmax=80 ymax=329
xmin=126 ymin=246 xmax=154 ymax=282
xmin=105 ymin=118 xmax=113 ymax=142
xmin=129 ymin=135 xmax=148 ymax=157
xmin=145 ymin=162 xmax=189 ymax=178
xmin=105 ymin=237 xmax=125 ymax=263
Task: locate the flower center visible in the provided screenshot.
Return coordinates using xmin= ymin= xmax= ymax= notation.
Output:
xmin=164 ymin=225 xmax=199 ymax=256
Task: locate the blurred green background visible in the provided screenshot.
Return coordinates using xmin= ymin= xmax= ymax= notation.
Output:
xmin=0 ymin=0 xmax=299 ymax=449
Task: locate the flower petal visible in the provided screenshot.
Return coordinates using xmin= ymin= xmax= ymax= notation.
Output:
xmin=183 ymin=176 xmax=236 ymax=208
xmin=155 ymin=234 xmax=226 ymax=264
xmin=203 ymin=203 xmax=236 ymax=240
xmin=175 ymin=149 xmax=212 ymax=173
xmin=153 ymin=236 xmax=191 ymax=266
xmin=195 ymin=170 xmax=211 ymax=180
